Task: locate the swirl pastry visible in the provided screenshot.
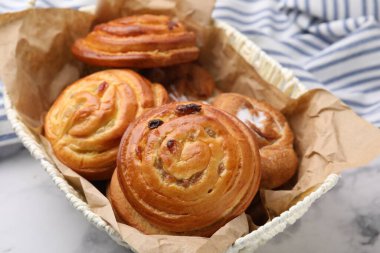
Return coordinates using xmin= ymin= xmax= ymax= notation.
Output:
xmin=142 ymin=63 xmax=216 ymax=101
xmin=109 ymin=102 xmax=261 ymax=236
xmin=72 ymin=15 xmax=199 ymax=68
xmin=212 ymin=93 xmax=298 ymax=189
xmin=44 ymin=69 xmax=168 ymax=180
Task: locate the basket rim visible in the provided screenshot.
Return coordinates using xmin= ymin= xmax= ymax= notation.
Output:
xmin=2 ymin=18 xmax=338 ymax=253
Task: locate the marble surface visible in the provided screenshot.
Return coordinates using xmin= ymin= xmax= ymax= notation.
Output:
xmin=1 ymin=149 xmax=380 ymax=253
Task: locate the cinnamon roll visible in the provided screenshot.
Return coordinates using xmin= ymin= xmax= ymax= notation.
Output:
xmin=72 ymin=15 xmax=199 ymax=68
xmin=44 ymin=69 xmax=168 ymax=180
xmin=142 ymin=63 xmax=216 ymax=101
xmin=212 ymin=93 xmax=298 ymax=189
xmin=109 ymin=102 xmax=261 ymax=236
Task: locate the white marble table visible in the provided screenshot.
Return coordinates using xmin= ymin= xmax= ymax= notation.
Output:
xmin=1 ymin=149 xmax=379 ymax=253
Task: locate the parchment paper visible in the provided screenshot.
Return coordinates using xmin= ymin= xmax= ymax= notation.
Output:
xmin=1 ymin=0 xmax=380 ymax=252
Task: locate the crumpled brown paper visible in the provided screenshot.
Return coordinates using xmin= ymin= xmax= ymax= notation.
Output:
xmin=1 ymin=0 xmax=380 ymax=252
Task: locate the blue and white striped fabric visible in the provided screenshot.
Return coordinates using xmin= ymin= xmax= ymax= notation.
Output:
xmin=1 ymin=0 xmax=380 ymax=151
xmin=0 ymin=84 xmax=18 ymax=145
xmin=213 ymin=0 xmax=380 ymax=126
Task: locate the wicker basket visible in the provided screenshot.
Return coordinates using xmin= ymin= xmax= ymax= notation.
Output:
xmin=3 ymin=19 xmax=339 ymax=253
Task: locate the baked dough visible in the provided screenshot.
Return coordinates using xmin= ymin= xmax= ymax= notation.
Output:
xmin=72 ymin=15 xmax=199 ymax=68
xmin=142 ymin=63 xmax=216 ymax=101
xmin=44 ymin=69 xmax=168 ymax=180
xmin=110 ymin=102 xmax=261 ymax=236
xmin=212 ymin=93 xmax=298 ymax=189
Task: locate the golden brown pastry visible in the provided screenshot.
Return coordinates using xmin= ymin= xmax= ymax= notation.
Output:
xmin=72 ymin=15 xmax=199 ymax=68
xmin=142 ymin=63 xmax=216 ymax=101
xmin=212 ymin=93 xmax=298 ymax=189
xmin=44 ymin=69 xmax=168 ymax=180
xmin=109 ymin=102 xmax=261 ymax=236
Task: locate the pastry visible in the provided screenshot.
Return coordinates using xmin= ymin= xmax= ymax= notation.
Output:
xmin=142 ymin=63 xmax=216 ymax=101
xmin=109 ymin=102 xmax=261 ymax=236
xmin=212 ymin=93 xmax=298 ymax=189
xmin=72 ymin=15 xmax=199 ymax=68
xmin=44 ymin=69 xmax=168 ymax=180
xmin=108 ymin=170 xmax=174 ymax=235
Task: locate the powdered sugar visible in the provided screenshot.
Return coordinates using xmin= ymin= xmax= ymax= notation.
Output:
xmin=236 ymin=108 xmax=267 ymax=129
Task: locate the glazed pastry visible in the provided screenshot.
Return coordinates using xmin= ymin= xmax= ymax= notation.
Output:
xmin=109 ymin=102 xmax=261 ymax=236
xmin=142 ymin=63 xmax=216 ymax=101
xmin=108 ymin=171 xmax=174 ymax=235
xmin=44 ymin=69 xmax=168 ymax=180
xmin=212 ymin=93 xmax=298 ymax=189
xmin=72 ymin=15 xmax=199 ymax=68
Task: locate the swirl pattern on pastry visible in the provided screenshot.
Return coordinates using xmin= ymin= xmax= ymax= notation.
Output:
xmin=142 ymin=63 xmax=216 ymax=101
xmin=111 ymin=102 xmax=261 ymax=236
xmin=44 ymin=69 xmax=168 ymax=180
xmin=212 ymin=93 xmax=298 ymax=189
xmin=72 ymin=15 xmax=199 ymax=68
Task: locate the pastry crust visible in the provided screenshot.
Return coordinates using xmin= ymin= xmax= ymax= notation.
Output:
xmin=72 ymin=15 xmax=200 ymax=68
xmin=44 ymin=69 xmax=168 ymax=180
xmin=142 ymin=63 xmax=216 ymax=101
xmin=212 ymin=93 xmax=298 ymax=189
xmin=111 ymin=102 xmax=261 ymax=236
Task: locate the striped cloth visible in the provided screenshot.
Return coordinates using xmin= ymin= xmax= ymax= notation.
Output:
xmin=213 ymin=0 xmax=380 ymax=126
xmin=1 ymin=0 xmax=380 ymax=151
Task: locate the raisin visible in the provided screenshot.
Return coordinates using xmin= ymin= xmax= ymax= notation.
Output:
xmin=177 ymin=171 xmax=203 ymax=188
xmin=175 ymin=103 xmax=202 ymax=116
xmin=178 ymin=179 xmax=190 ymax=188
xmin=205 ymin=128 xmax=216 ymax=137
xmin=148 ymin=119 xmax=164 ymax=129
xmin=98 ymin=81 xmax=108 ymax=93
xmin=166 ymin=139 xmax=177 ymax=153
xmin=218 ymin=163 xmax=225 ymax=175
xmin=167 ymin=20 xmax=178 ymax=30
xmin=154 ymin=157 xmax=176 ymax=183
xmin=154 ymin=157 xmax=163 ymax=170
xmin=189 ymin=171 xmax=203 ymax=184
